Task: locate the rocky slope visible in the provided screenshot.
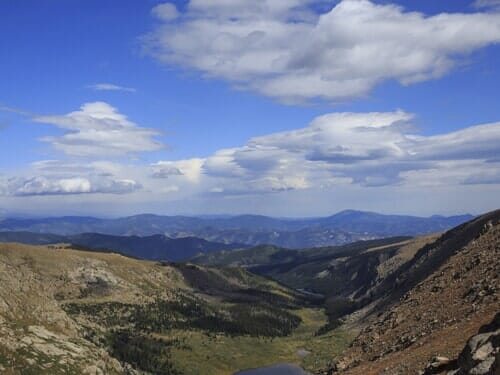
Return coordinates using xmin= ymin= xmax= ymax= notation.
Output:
xmin=328 ymin=210 xmax=500 ymax=374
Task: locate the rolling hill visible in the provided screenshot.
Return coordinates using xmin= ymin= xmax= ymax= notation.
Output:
xmin=0 ymin=232 xmax=244 ymax=262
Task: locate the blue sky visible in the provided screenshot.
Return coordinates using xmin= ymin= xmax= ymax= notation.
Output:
xmin=0 ymin=0 xmax=499 ymax=217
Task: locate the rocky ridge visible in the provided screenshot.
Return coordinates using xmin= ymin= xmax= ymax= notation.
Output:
xmin=329 ymin=211 xmax=500 ymax=374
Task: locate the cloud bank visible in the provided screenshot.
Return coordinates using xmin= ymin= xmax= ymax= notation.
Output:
xmin=1 ymin=103 xmax=498 ymax=214
xmin=144 ymin=0 xmax=500 ymax=102
xmin=154 ymin=112 xmax=500 ymax=193
xmin=0 ymin=160 xmax=142 ymax=196
xmin=6 ymin=176 xmax=140 ymax=196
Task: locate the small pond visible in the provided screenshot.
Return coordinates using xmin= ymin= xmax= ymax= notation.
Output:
xmin=234 ymin=364 xmax=311 ymax=375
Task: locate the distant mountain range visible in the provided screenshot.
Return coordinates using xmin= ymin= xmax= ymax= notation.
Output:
xmin=0 ymin=210 xmax=474 ymax=249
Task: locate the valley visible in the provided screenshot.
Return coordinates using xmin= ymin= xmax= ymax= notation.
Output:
xmin=4 ymin=1 xmax=499 ymax=373
xmin=0 ymin=242 xmax=346 ymax=374
xmin=0 ymin=210 xmax=498 ymax=374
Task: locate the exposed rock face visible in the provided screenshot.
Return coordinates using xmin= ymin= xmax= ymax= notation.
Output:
xmin=446 ymin=313 xmax=499 ymax=375
xmin=330 ymin=211 xmax=500 ymax=375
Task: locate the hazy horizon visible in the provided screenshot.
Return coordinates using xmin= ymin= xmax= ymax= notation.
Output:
xmin=0 ymin=208 xmax=480 ymax=221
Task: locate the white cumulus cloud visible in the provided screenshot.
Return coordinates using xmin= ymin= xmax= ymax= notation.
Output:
xmin=151 ymin=158 xmax=205 ymax=182
xmin=34 ymin=102 xmax=164 ymax=157
xmin=143 ymin=0 xmax=500 ymax=102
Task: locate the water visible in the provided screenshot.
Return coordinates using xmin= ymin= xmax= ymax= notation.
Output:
xmin=234 ymin=364 xmax=311 ymax=375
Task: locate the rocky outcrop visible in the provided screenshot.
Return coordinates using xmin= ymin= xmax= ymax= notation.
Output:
xmin=445 ymin=313 xmax=499 ymax=375
xmin=419 ymin=314 xmax=499 ymax=374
